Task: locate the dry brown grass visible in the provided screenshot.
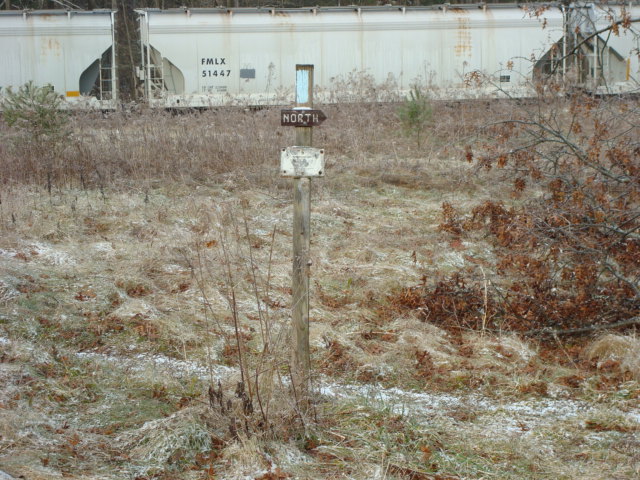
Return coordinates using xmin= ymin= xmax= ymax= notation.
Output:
xmin=1 ymin=98 xmax=639 ymax=479
xmin=585 ymin=334 xmax=640 ymax=380
xmin=0 ymin=98 xmax=496 ymax=195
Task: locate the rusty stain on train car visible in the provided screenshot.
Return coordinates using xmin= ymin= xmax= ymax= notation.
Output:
xmin=43 ymin=38 xmax=62 ymax=57
xmin=454 ymin=15 xmax=472 ymax=57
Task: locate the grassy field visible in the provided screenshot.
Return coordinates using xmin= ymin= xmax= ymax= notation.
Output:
xmin=0 ymin=100 xmax=639 ymax=479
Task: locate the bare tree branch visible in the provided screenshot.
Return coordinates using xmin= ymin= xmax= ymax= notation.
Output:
xmin=551 ymin=15 xmax=640 ymax=76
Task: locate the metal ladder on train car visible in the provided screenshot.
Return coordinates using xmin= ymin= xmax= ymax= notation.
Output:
xmin=98 ymin=60 xmax=113 ymax=100
xmin=147 ymin=47 xmax=165 ymax=98
xmin=146 ymin=64 xmax=164 ymax=98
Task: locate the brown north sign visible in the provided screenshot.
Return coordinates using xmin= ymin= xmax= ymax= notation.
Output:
xmin=281 ymin=109 xmax=327 ymax=127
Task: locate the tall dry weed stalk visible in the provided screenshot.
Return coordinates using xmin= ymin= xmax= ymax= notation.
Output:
xmin=187 ymin=199 xmax=312 ymax=442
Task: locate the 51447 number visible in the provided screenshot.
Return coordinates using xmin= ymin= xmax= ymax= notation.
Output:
xmin=202 ymin=70 xmax=231 ymax=78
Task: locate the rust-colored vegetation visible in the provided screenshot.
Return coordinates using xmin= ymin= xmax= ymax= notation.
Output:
xmin=390 ymin=93 xmax=640 ymax=337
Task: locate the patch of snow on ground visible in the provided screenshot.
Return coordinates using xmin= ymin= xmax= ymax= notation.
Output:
xmin=66 ymin=350 xmax=640 ymax=439
xmin=161 ymin=263 xmax=188 ymax=274
xmin=0 ymin=248 xmax=16 ymax=258
xmin=112 ymin=299 xmax=157 ymax=319
xmin=440 ymin=251 xmax=465 ymax=268
xmin=318 ymin=381 xmax=640 ymax=435
xmin=30 ymin=242 xmax=76 ymax=266
xmin=93 ymin=242 xmax=114 ymax=253
xmin=0 ymin=279 xmax=20 ymax=303
xmin=319 ymin=382 xmax=488 ymax=415
xmin=626 ymin=411 xmax=640 ymax=423
xmin=498 ymin=398 xmax=590 ymax=419
xmin=76 ymin=351 xmax=237 ymax=382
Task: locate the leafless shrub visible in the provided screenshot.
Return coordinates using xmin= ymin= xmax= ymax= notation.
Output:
xmin=185 ymin=199 xmax=311 ymax=442
xmin=422 ymin=88 xmax=640 ymax=336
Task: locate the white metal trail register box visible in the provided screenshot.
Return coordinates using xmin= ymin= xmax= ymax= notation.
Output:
xmin=280 ymin=146 xmax=325 ymax=177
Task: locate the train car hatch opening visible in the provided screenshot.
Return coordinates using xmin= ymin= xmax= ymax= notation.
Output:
xmin=79 ymin=47 xmax=114 ymax=100
xmin=162 ymin=57 xmax=185 ymax=95
xmin=535 ymin=35 xmax=631 ymax=91
xmin=533 ymin=38 xmax=565 ymax=81
xmin=143 ymin=45 xmax=185 ymax=97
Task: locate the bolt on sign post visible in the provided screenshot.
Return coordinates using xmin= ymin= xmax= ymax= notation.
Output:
xmin=280 ymin=65 xmax=326 ymax=404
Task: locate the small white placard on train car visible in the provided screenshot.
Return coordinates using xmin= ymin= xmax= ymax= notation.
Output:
xmin=280 ymin=147 xmax=325 ymax=177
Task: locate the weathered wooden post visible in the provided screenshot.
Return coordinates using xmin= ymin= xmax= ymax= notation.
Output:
xmin=291 ymin=65 xmax=313 ymax=402
xmin=280 ymin=65 xmax=326 ymax=405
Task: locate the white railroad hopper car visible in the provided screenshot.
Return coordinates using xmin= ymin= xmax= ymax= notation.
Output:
xmin=0 ymin=9 xmax=117 ymax=109
xmin=136 ymin=5 xmax=565 ymax=108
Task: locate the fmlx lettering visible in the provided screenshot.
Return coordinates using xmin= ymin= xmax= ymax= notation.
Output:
xmin=201 ymin=58 xmax=226 ymax=65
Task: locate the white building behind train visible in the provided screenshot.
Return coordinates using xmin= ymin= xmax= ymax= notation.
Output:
xmin=0 ymin=9 xmax=117 ymax=109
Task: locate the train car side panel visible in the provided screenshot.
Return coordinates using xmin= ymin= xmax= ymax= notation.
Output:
xmin=0 ymin=10 xmax=117 ymax=109
xmin=138 ymin=6 xmax=565 ymax=107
